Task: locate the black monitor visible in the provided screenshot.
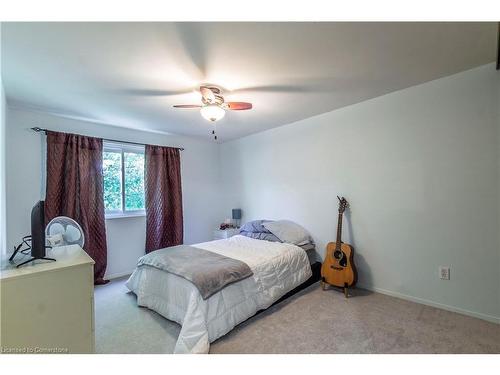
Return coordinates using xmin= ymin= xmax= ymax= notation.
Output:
xmin=30 ymin=200 xmax=46 ymax=258
xmin=9 ymin=200 xmax=55 ymax=267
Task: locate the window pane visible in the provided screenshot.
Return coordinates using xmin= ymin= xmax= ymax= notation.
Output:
xmin=124 ymin=152 xmax=145 ymax=210
xmin=103 ymin=151 xmax=122 ymax=211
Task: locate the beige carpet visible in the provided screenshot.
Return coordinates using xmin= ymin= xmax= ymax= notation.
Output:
xmin=94 ymin=277 xmax=500 ymax=354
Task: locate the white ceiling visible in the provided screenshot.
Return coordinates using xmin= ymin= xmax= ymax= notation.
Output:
xmin=1 ymin=22 xmax=497 ymax=141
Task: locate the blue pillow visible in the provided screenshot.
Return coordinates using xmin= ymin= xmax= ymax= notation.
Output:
xmin=239 ymin=220 xmax=273 ymax=234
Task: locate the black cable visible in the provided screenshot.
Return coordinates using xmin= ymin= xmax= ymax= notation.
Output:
xmin=9 ymin=236 xmax=32 ymax=261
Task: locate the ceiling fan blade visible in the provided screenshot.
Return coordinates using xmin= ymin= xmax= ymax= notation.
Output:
xmin=225 ymin=102 xmax=253 ymax=110
xmin=175 ymin=23 xmax=208 ymax=80
xmin=231 ymin=77 xmax=365 ymax=94
xmin=200 ymin=86 xmax=216 ymax=103
xmin=231 ymin=85 xmax=308 ymax=93
xmin=113 ymin=88 xmax=193 ymax=97
xmin=173 ymin=104 xmax=202 ymax=108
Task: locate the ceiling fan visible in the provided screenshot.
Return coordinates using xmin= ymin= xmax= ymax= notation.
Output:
xmin=173 ymin=86 xmax=252 ymax=138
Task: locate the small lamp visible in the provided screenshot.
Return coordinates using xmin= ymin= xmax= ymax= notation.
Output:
xmin=232 ymin=209 xmax=242 ymax=228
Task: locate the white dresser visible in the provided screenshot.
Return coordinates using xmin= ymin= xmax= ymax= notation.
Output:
xmin=0 ymin=245 xmax=95 ymax=354
xmin=213 ymin=228 xmax=240 ymax=240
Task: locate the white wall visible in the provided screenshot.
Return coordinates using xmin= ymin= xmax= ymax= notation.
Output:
xmin=220 ymin=64 xmax=500 ymax=323
xmin=5 ymin=107 xmax=224 ymax=278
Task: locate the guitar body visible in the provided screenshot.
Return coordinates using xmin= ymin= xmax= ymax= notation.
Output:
xmin=321 ymin=241 xmax=357 ymax=288
xmin=321 ymin=196 xmax=357 ymax=296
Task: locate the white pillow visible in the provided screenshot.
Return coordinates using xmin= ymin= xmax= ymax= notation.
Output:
xmin=262 ymin=220 xmax=312 ymax=246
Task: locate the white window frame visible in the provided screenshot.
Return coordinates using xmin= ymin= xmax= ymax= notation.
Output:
xmin=103 ymin=141 xmax=146 ymax=219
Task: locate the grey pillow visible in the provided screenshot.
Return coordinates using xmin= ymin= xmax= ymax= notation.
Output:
xmin=239 ymin=231 xmax=282 ymax=242
xmin=262 ymin=220 xmax=312 ymax=246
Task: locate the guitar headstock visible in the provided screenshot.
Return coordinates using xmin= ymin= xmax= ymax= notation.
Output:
xmin=337 ymin=196 xmax=349 ymax=213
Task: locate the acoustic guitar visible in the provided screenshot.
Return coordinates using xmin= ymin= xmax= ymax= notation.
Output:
xmin=321 ymin=196 xmax=357 ymax=297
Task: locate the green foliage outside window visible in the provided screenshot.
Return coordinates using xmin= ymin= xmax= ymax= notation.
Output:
xmin=103 ymin=149 xmax=145 ymax=213
xmin=124 ymin=152 xmax=145 ymax=210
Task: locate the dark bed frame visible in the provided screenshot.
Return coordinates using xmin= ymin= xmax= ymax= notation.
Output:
xmin=255 ymin=261 xmax=322 ymax=315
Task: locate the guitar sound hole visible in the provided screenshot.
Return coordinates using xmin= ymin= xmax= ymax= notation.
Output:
xmin=339 ymin=255 xmax=347 ymax=267
xmin=334 ymin=250 xmax=348 ymax=267
xmin=333 ymin=250 xmax=347 ymax=267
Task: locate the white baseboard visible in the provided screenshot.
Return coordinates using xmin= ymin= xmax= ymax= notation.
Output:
xmin=357 ymin=283 xmax=500 ymax=325
xmin=105 ymin=270 xmax=133 ymax=280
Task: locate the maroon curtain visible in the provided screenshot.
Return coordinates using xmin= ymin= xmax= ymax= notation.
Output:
xmin=145 ymin=145 xmax=183 ymax=253
xmin=45 ymin=131 xmax=108 ymax=285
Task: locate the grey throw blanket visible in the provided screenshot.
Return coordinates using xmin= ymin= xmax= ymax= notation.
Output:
xmin=137 ymin=245 xmax=254 ymax=299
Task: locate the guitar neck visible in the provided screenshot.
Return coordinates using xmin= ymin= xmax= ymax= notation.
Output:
xmin=336 ymin=212 xmax=343 ymax=247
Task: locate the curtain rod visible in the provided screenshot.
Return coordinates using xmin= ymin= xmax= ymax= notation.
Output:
xmin=31 ymin=127 xmax=185 ymax=151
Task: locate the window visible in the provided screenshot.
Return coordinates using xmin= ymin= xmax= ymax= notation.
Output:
xmin=103 ymin=142 xmax=145 ymax=218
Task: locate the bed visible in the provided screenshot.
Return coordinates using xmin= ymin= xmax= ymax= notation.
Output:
xmin=126 ymin=233 xmax=318 ymax=354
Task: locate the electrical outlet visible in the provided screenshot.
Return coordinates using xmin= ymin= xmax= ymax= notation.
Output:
xmin=439 ymin=266 xmax=450 ymax=280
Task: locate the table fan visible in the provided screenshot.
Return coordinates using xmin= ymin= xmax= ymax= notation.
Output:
xmin=45 ymin=216 xmax=85 ymax=248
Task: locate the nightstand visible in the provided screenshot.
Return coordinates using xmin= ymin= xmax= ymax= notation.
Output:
xmin=213 ymin=228 xmax=240 ymax=240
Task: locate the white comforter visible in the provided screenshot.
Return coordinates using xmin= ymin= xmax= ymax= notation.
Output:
xmin=126 ymin=235 xmax=312 ymax=353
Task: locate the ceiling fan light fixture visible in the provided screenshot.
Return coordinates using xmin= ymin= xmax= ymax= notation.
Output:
xmin=200 ymin=104 xmax=225 ymax=122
